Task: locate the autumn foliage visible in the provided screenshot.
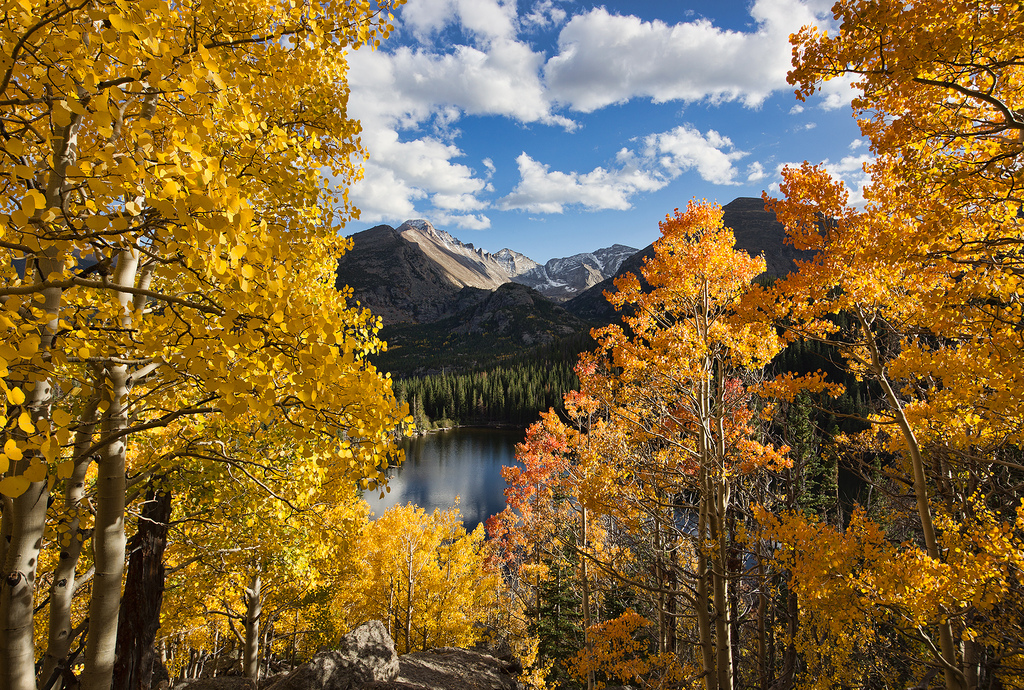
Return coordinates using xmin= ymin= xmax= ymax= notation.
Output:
xmin=488 ymin=2 xmax=1024 ymax=688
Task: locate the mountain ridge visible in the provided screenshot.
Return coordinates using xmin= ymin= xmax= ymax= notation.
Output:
xmin=337 ymin=219 xmax=636 ymax=325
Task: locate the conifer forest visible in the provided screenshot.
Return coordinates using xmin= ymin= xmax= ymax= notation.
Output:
xmin=0 ymin=1 xmax=1022 ymax=690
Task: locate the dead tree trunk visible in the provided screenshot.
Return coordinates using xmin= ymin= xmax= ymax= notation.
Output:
xmin=111 ymin=488 xmax=172 ymax=690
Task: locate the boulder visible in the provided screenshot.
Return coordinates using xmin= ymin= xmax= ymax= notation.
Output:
xmin=364 ymin=648 xmax=518 ymax=690
xmin=264 ymin=621 xmax=399 ymax=690
xmin=172 ymin=679 xmax=256 ymax=690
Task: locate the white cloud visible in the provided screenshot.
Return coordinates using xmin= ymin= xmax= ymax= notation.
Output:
xmin=817 ymin=73 xmax=858 ymax=110
xmin=543 ymin=0 xmax=833 ymax=112
xmin=430 ymin=211 xmax=492 ymax=230
xmin=500 ymin=124 xmax=750 ymax=213
xmin=350 ymin=128 xmax=491 ymax=226
xmin=771 ymin=153 xmax=874 ymax=206
xmin=746 ymin=161 xmax=767 ymax=182
xmin=803 ymin=122 xmax=817 ymax=130
xmin=346 ymin=42 xmax=568 ymax=130
xmin=499 ymin=153 xmax=667 ymax=213
xmin=789 ymin=104 xmax=805 ymax=114
xmin=849 ymin=138 xmax=866 ymax=150
xmin=400 ymin=0 xmax=519 ymax=43
xmin=345 ymin=0 xmax=840 ymax=230
xmin=644 ymin=126 xmax=747 ymax=186
xmin=521 ymin=0 xmax=567 ymax=30
xmin=344 ymin=31 xmax=570 ymax=228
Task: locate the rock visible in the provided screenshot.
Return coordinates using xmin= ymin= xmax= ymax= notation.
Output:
xmin=264 ymin=621 xmax=399 ymax=690
xmin=363 ymin=648 xmax=519 ymax=690
xmin=172 ymin=679 xmax=256 ymax=690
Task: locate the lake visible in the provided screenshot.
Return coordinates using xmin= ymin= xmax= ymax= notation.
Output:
xmin=363 ymin=427 xmax=524 ymax=532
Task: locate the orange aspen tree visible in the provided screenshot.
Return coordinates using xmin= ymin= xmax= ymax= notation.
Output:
xmin=492 ymin=202 xmax=789 ymax=689
xmin=579 ymin=201 xmax=786 ymax=690
xmin=0 ymin=2 xmax=406 ymax=689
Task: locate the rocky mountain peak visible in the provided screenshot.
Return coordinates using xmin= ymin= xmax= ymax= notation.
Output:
xmin=491 ymin=248 xmax=540 ymax=277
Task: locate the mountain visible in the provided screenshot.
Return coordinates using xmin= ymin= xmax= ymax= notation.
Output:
xmin=510 ymin=244 xmax=638 ymax=302
xmin=334 ymin=224 xmax=466 ymax=325
xmin=564 ymin=197 xmax=812 ymax=323
xmin=336 ymin=219 xmax=634 ymax=324
xmin=373 ymin=282 xmax=592 ymax=374
xmin=393 ymin=220 xmax=512 ymax=290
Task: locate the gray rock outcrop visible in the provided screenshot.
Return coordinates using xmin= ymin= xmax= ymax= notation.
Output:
xmin=264 ymin=621 xmax=399 ymax=690
xmin=367 ymin=648 xmax=519 ymax=690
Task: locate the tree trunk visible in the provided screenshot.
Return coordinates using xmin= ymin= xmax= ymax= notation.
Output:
xmin=0 ymin=481 xmax=50 ymax=690
xmin=81 ymin=249 xmax=139 ymax=690
xmin=1 ymin=260 xmax=61 ymax=690
xmin=857 ymin=308 xmax=963 ymax=690
xmin=112 ymin=488 xmax=172 ymax=690
xmin=580 ymin=507 xmax=594 ymax=690
xmin=243 ymin=571 xmax=262 ymax=680
xmin=40 ymin=394 xmax=101 ymax=690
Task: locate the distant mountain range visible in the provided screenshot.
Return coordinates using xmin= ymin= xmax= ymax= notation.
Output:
xmin=337 ymin=197 xmax=810 ymax=374
xmin=335 ymin=218 xmax=636 ymax=326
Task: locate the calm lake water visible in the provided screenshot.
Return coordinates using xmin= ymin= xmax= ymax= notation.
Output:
xmin=363 ymin=427 xmax=524 ymax=531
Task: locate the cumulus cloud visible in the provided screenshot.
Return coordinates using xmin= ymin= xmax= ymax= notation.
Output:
xmin=789 ymin=104 xmax=805 ymax=114
xmin=746 ymin=161 xmax=767 ymax=182
xmin=771 ymin=153 xmax=873 ymax=205
xmin=543 ymin=0 xmax=832 ymax=112
xmin=400 ymin=0 xmax=519 ymax=43
xmin=500 ymin=124 xmax=750 ymax=213
xmin=817 ymin=73 xmax=858 ymax=110
xmin=498 ymin=153 xmax=666 ymax=213
xmin=344 ymin=0 xmax=839 ymax=229
xmin=644 ymin=126 xmax=747 ymax=186
xmin=349 ymin=128 xmax=491 ymax=227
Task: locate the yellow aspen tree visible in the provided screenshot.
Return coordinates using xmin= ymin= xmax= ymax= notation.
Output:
xmin=344 ymin=504 xmax=500 ymax=654
xmin=0 ymin=2 xmax=406 ymax=689
xmin=751 ymin=2 xmax=1024 ymax=688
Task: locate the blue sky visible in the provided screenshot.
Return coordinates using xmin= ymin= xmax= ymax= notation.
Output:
xmin=344 ymin=0 xmax=869 ymax=262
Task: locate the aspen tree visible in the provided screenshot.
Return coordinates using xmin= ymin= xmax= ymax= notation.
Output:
xmin=0 ymin=1 xmax=406 ymax=688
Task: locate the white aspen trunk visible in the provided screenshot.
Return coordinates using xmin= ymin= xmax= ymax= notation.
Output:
xmin=81 ymin=249 xmax=139 ymax=690
xmin=712 ymin=365 xmax=733 ymax=690
xmin=0 ymin=481 xmax=50 ymax=690
xmin=39 ymin=394 xmax=101 ymax=690
xmin=580 ymin=506 xmax=594 ymax=690
xmin=696 ymin=372 xmax=717 ymax=690
xmin=405 ymin=541 xmax=415 ymax=654
xmin=711 ymin=480 xmax=733 ymax=690
xmin=856 ymin=309 xmax=964 ymax=690
xmin=0 ymin=255 xmax=62 ymax=690
xmin=243 ymin=572 xmax=262 ymax=679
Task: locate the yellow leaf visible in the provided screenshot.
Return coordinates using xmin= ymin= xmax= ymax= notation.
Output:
xmin=6 ymin=386 xmax=25 ymax=405
xmin=4 ymin=439 xmax=23 ymax=461
xmin=21 ymin=189 xmax=44 ymax=215
xmin=57 ymin=460 xmax=74 ymax=479
xmin=18 ymin=411 xmax=34 ymax=433
xmin=108 ymin=13 xmax=133 ymax=32
xmin=23 ymin=461 xmax=46 ymax=482
xmin=0 ymin=475 xmax=31 ymax=498
xmin=52 ymin=408 xmax=72 ymax=427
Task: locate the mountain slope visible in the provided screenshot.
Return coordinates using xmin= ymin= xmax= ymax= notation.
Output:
xmin=510 ymin=244 xmax=638 ymax=301
xmin=374 ymin=282 xmax=592 ymax=374
xmin=565 ymin=197 xmax=811 ymax=323
xmin=334 ymin=224 xmax=466 ymax=324
xmin=337 ymin=220 xmax=636 ymax=324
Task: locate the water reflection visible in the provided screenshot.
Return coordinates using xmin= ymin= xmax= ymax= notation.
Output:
xmin=363 ymin=427 xmax=524 ymax=532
